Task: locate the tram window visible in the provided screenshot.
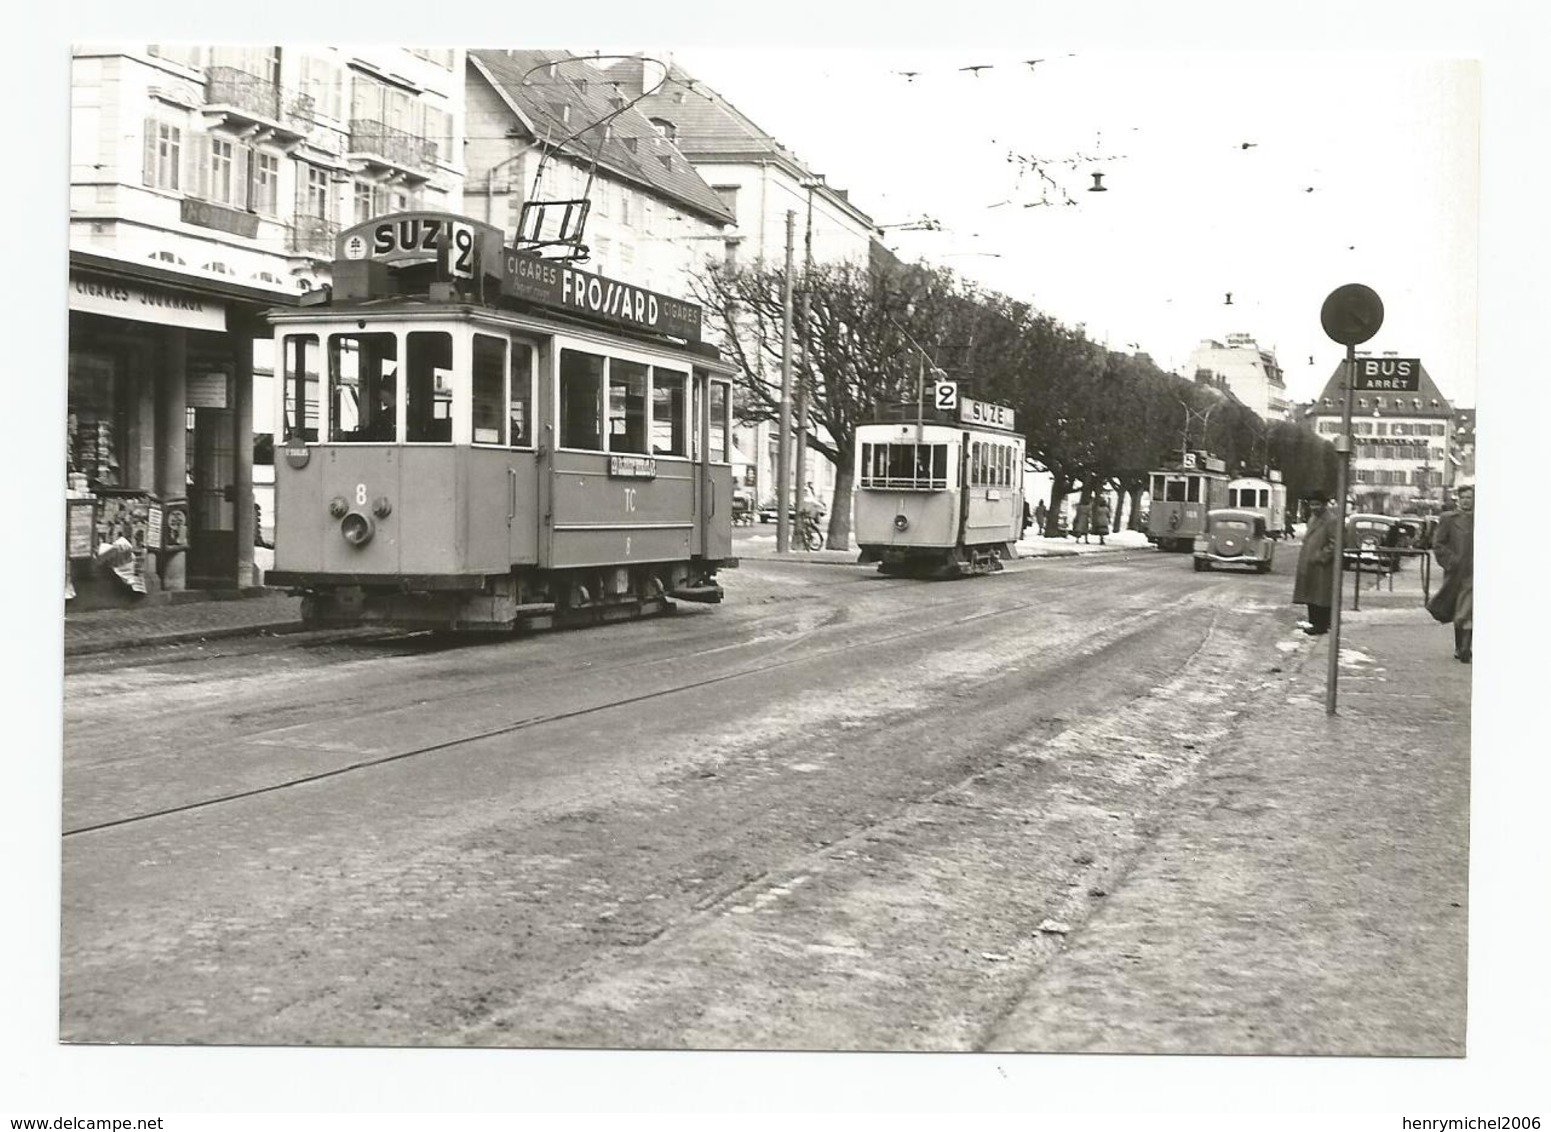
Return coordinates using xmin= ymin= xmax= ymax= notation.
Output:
xmin=651 ymin=368 xmax=687 ymax=455
xmin=607 ymin=359 xmax=650 ymax=454
xmin=405 ymin=332 xmax=453 ymax=443
xmin=328 ymin=332 xmax=398 ymax=443
xmin=281 ymin=334 xmax=319 ymax=442
xmin=560 ymin=348 xmax=605 ymax=450
xmin=708 ymin=379 xmax=730 ymax=461
xmin=509 ymin=342 xmax=533 ymax=447
xmin=1187 ymin=477 xmax=1201 ymax=503
xmin=1164 ymin=478 xmax=1187 ymax=502
xmin=471 ymin=334 xmax=506 ymax=446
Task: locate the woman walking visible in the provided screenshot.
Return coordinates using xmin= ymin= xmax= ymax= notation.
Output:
xmin=1091 ymin=493 xmax=1112 ymax=546
xmin=1072 ymin=499 xmax=1092 ymax=544
xmin=1429 ymin=484 xmax=1474 ymax=662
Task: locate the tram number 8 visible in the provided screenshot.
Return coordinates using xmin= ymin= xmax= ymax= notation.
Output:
xmin=355 ymin=483 xmax=368 ymax=506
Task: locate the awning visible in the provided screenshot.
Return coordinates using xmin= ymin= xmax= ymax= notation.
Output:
xmin=729 ymin=444 xmax=754 ymax=467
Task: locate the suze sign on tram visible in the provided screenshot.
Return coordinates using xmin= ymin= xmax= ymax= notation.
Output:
xmin=958 ymin=397 xmax=1015 ymax=430
xmin=338 ymin=213 xmax=506 ymax=281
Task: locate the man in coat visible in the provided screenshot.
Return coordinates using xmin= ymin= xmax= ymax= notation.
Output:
xmin=1292 ymin=491 xmax=1338 ymax=635
xmin=1431 ymin=484 xmax=1475 ymax=662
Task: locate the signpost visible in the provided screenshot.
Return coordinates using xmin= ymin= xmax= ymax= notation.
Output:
xmin=1319 ymin=282 xmax=1385 ymax=716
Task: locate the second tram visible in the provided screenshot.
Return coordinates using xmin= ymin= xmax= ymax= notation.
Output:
xmin=264 ymin=210 xmax=738 ymax=632
xmin=1147 ymin=452 xmax=1230 ymax=551
xmin=1226 ymin=471 xmax=1289 ymax=537
xmin=854 ymin=398 xmax=1025 ymax=578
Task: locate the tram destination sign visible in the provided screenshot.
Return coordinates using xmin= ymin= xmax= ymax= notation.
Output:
xmin=502 ymin=251 xmax=702 ymax=343
xmin=1352 ymin=357 xmax=1421 ymax=391
xmin=958 ymin=397 xmax=1016 ymax=431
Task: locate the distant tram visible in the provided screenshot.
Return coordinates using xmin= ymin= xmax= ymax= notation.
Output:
xmin=1147 ymin=452 xmax=1230 ymax=551
xmin=1226 ymin=471 xmax=1288 ymax=537
xmin=854 ymin=397 xmax=1025 ymax=578
xmin=264 ymin=210 xmax=737 ymax=632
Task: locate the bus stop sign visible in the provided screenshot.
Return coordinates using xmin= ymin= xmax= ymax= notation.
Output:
xmin=1321 ymin=283 xmax=1385 ymax=346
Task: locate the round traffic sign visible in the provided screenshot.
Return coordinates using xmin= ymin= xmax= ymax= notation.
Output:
xmin=1320 ymin=283 xmax=1384 ymax=345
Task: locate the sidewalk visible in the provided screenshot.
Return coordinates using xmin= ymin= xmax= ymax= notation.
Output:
xmin=64 ymin=589 xmax=304 ymax=657
xmin=730 ymin=525 xmax=1150 ymax=563
xmin=988 ymin=559 xmax=1473 ymax=1054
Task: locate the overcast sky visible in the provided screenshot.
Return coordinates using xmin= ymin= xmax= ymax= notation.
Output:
xmin=656 ymin=48 xmax=1479 ymax=408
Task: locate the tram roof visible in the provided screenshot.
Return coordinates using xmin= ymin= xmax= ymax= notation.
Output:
xmin=266 ymin=292 xmax=733 ymax=372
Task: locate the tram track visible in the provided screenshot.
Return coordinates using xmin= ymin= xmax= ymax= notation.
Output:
xmin=63 ymin=566 xmax=1212 ymax=839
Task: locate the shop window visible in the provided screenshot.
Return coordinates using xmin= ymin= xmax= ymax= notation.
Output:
xmin=281 ymin=334 xmax=319 ymax=441
xmin=608 ymin=359 xmax=649 ymax=454
xmin=328 ymin=332 xmax=398 ymax=442
xmin=405 ymin=332 xmax=453 ymax=443
xmin=560 ymin=349 xmax=604 ymax=450
xmin=471 ymin=334 xmax=506 ymax=445
xmin=67 ymin=350 xmax=123 ymax=488
xmin=651 ymin=368 xmax=687 ymax=455
xmin=510 ymin=343 xmax=534 ymax=447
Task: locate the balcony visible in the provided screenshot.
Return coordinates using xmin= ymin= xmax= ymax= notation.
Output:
xmin=348 ymin=119 xmax=437 ymax=180
xmin=289 ymin=216 xmax=339 ymax=258
xmin=204 ymin=66 xmax=314 ymax=144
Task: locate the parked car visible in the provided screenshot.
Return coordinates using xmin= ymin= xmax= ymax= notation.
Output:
xmin=758 ymin=501 xmax=826 ymax=525
xmin=1344 ymin=512 xmax=1399 ymax=572
xmin=1193 ymin=508 xmax=1276 ymax=573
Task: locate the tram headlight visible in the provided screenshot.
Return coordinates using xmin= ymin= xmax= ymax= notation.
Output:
xmin=340 ymin=511 xmax=376 ymax=547
xmin=372 ymin=495 xmax=393 ymax=518
xmin=893 ymin=514 xmax=910 ymax=531
xmin=328 ymin=495 xmax=349 ymax=518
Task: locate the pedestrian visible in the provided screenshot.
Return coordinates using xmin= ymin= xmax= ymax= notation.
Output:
xmin=1034 ymin=499 xmax=1048 ymax=536
xmin=1091 ymin=493 xmax=1112 ymax=546
xmin=1427 ymin=484 xmax=1474 ymax=662
xmin=1073 ymin=498 xmax=1091 ymax=543
xmin=1022 ymin=499 xmax=1033 ymax=534
xmin=1292 ymin=490 xmax=1338 ymax=636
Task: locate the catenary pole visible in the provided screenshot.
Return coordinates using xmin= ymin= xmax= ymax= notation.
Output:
xmin=795 ymin=186 xmax=815 ymax=536
xmin=776 ymin=210 xmax=795 ymax=554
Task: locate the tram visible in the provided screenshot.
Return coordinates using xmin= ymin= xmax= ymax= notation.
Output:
xmin=1226 ymin=471 xmax=1288 ymax=537
xmin=854 ymin=398 xmax=1025 ymax=578
xmin=1147 ymin=452 xmax=1230 ymax=551
xmin=264 ymin=210 xmax=737 ymax=631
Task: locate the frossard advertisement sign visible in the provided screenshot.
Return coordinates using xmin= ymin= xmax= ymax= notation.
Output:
xmin=501 ymin=251 xmax=702 ymax=342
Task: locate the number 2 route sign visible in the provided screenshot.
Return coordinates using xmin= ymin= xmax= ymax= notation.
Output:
xmin=934 ymin=381 xmax=959 ymax=412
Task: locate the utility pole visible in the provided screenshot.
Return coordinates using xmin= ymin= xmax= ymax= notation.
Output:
xmin=776 ymin=210 xmax=795 ymax=554
xmin=795 ymin=178 xmax=820 ymax=538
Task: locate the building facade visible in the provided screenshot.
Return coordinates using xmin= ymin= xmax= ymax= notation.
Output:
xmin=464 ymin=50 xmax=734 ymax=297
xmin=1307 ymin=354 xmax=1458 ymax=515
xmin=605 ymin=58 xmax=883 ymax=515
xmin=1185 ymin=333 xmax=1291 ymax=421
xmin=69 ymin=44 xmax=466 ymax=607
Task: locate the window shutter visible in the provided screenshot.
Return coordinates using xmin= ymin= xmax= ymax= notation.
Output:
xmin=188 ymin=131 xmax=211 ymax=200
xmin=235 ymin=145 xmax=251 ymax=209
xmin=142 ymin=118 xmax=157 ymax=187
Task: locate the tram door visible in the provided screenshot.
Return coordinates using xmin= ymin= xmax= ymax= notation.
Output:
xmin=185 ymin=367 xmax=236 ymax=587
